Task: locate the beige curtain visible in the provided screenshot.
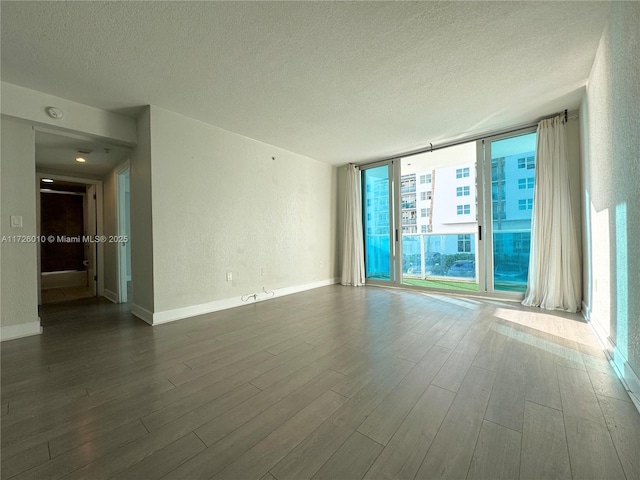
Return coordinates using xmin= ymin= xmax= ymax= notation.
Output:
xmin=341 ymin=164 xmax=365 ymax=286
xmin=522 ymin=116 xmax=581 ymax=312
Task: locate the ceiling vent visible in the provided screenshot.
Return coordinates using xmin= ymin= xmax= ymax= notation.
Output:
xmin=77 ymin=148 xmax=92 ymax=155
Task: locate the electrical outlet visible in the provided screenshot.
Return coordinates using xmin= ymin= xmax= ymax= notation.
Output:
xmin=226 ymin=272 xmax=233 ymax=282
xmin=319 ymin=260 xmax=324 ymax=268
xmin=261 ymin=268 xmax=266 ymax=277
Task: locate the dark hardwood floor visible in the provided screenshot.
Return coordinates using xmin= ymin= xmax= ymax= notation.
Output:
xmin=1 ymin=285 xmax=638 ymax=479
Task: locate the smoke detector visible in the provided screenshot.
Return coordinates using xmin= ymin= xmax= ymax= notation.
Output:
xmin=45 ymin=106 xmax=64 ymax=119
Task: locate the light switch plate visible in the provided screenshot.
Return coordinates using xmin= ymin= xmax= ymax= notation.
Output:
xmin=10 ymin=216 xmax=23 ymax=228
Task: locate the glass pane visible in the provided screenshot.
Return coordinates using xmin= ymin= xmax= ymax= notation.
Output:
xmin=403 ymin=233 xmax=478 ymax=291
xmin=363 ymin=165 xmax=391 ymax=280
xmin=400 ymin=142 xmax=479 ymax=292
xmin=491 ymin=132 xmax=536 ymax=292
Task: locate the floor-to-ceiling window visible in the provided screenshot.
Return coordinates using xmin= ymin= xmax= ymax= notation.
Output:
xmin=362 ymin=128 xmax=536 ymax=297
xmin=484 ymin=131 xmax=537 ymax=293
xmin=400 ymin=142 xmax=479 ymax=292
xmin=362 ymin=163 xmax=394 ymax=282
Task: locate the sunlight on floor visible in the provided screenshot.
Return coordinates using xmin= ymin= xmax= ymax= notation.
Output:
xmin=492 ymin=307 xmax=600 ymax=350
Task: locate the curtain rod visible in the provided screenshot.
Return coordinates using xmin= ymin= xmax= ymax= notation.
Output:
xmin=356 ymin=109 xmax=575 ymax=167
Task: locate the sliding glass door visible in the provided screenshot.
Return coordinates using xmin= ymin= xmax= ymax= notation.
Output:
xmin=361 ymin=128 xmax=536 ymax=297
xmin=400 ymin=142 xmax=479 ymax=292
xmin=362 ymin=163 xmax=395 ymax=283
xmin=484 ymin=131 xmax=537 ymax=293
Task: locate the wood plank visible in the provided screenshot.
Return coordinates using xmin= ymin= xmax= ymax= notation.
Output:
xmin=363 ymin=385 xmax=455 ymax=480
xmin=213 ymin=390 xmax=347 ymax=480
xmin=165 ymin=369 xmax=346 ymax=479
xmin=14 ymin=420 xmax=149 ymax=480
xmin=467 ymin=420 xmax=521 ymax=480
xmin=522 ymin=342 xmax=563 ymax=411
xmin=414 ymin=366 xmax=496 ymax=480
xmin=398 ymin=315 xmax=454 ymax=363
xmin=357 ymin=345 xmax=451 ymax=445
xmin=61 ymin=382 xmax=258 ymax=479
xmin=520 ymin=401 xmax=571 ymax=480
xmin=139 ymin=351 xmax=273 ymax=431
xmin=597 ymin=394 xmax=640 ymax=480
xmin=270 ymin=358 xmax=414 ymax=480
xmin=249 ymin=345 xmax=351 ymax=390
xmin=311 ymin=432 xmax=383 ymax=480
xmin=193 ymin=361 xmax=346 ymax=447
xmin=434 ymin=316 xmax=474 ymax=350
xmin=472 ymin=329 xmax=510 ymax=372
xmin=484 ymin=342 xmax=527 ymax=432
xmin=165 ymin=347 xmax=274 ymax=387
xmin=556 ymin=366 xmax=626 ymax=480
xmin=0 ymin=442 xmax=50 ymax=479
xmin=586 ymin=367 xmax=632 ymax=402
xmin=110 ymin=432 xmax=205 ymax=480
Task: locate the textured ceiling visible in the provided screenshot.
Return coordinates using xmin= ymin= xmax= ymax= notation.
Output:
xmin=1 ymin=1 xmax=610 ymax=165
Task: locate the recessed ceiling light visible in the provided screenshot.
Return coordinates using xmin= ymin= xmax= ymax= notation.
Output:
xmin=75 ymin=157 xmax=86 ymax=163
xmin=41 ymin=178 xmax=54 ymax=183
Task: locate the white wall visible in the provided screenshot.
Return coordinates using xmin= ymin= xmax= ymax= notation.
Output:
xmin=0 ymin=119 xmax=41 ymax=339
xmin=565 ymin=114 xmax=582 ymax=248
xmin=581 ymin=1 xmax=639 ymax=401
xmin=148 ymin=106 xmax=338 ymax=318
xmin=129 ymin=107 xmax=154 ymax=318
xmin=1 ymin=82 xmax=136 ymax=146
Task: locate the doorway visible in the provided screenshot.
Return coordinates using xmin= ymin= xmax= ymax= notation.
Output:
xmin=38 ymin=176 xmax=100 ymax=304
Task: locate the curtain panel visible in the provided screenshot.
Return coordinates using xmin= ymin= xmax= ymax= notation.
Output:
xmin=523 ymin=116 xmax=581 ymax=312
xmin=341 ymin=164 xmax=366 ymax=286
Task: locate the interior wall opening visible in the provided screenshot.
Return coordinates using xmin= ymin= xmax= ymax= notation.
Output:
xmin=39 ymin=179 xmax=98 ymax=303
xmin=35 ymin=129 xmax=133 ymax=310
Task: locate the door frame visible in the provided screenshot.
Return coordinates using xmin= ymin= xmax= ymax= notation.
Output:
xmin=360 ymin=159 xmax=401 ymax=286
xmin=480 ymin=126 xmax=537 ymax=298
xmin=115 ymin=161 xmax=130 ymax=303
xmin=36 ymin=172 xmax=104 ymax=304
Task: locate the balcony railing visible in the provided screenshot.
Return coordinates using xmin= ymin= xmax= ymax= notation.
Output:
xmin=400 ymin=232 xmax=477 ymax=280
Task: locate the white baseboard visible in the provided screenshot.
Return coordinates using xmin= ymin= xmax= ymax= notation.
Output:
xmin=1 ymin=320 xmax=42 ymax=341
xmin=103 ymin=289 xmax=118 ymax=304
xmin=152 ymin=277 xmax=340 ymax=326
xmin=131 ymin=303 xmax=154 ymax=325
xmin=582 ymin=301 xmax=640 ymax=413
